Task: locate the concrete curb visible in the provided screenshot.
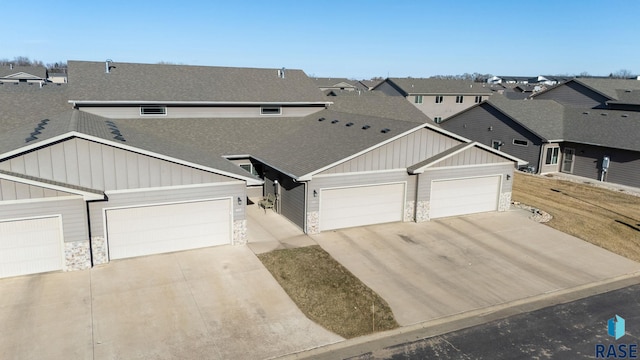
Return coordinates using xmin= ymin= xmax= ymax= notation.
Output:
xmin=273 ymin=271 xmax=640 ymax=360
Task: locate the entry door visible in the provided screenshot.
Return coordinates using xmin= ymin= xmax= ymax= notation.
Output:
xmin=562 ymin=148 xmax=575 ymax=173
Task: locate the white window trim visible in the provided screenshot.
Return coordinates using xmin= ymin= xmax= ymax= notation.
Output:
xmin=512 ymin=139 xmax=529 ymax=147
xmin=260 ymin=106 xmax=282 ymax=115
xmin=140 ymin=106 xmax=167 ymax=116
xmin=414 ymin=95 xmax=423 ymax=104
xmin=545 ymin=147 xmax=560 ymax=165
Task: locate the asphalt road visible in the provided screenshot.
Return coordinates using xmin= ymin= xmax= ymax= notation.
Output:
xmin=348 ymin=284 xmax=640 ymax=359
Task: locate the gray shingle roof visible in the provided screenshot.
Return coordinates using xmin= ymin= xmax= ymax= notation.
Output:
xmin=0 ymin=82 xmax=70 ymax=130
xmin=486 ymin=96 xmax=565 ymax=141
xmin=312 ymin=77 xmax=358 ymax=88
xmin=380 ymin=78 xmax=494 ymax=95
xmin=67 ymin=61 xmax=328 ymax=103
xmin=574 ymin=78 xmax=640 ymax=100
xmin=327 ymin=93 xmax=432 ymax=123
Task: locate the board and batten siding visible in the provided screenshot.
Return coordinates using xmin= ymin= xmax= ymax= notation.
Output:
xmin=562 ymin=142 xmax=640 ymax=187
xmin=89 ymin=182 xmax=245 ymax=238
xmin=308 ymin=171 xmax=415 ymax=213
xmin=417 ymin=164 xmax=514 ymax=202
xmin=429 ymin=146 xmax=510 ymax=168
xmin=79 ymin=106 xmax=323 ymax=119
xmin=533 ymin=81 xmax=609 ymax=108
xmin=0 ymin=138 xmax=232 ymax=191
xmin=320 ymin=128 xmax=463 ymax=174
xmin=0 ymin=179 xmax=73 ymax=200
xmin=441 ymin=104 xmax=542 ymax=171
xmin=0 ymin=196 xmax=88 ymax=243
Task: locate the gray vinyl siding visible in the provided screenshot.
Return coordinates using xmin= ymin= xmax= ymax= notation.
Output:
xmin=0 ymin=196 xmax=88 ymax=243
xmin=320 ymin=128 xmax=463 ymax=174
xmin=0 ymin=179 xmax=73 ymax=200
xmin=88 ymin=182 xmax=245 ymax=238
xmin=279 ymin=176 xmax=305 ymax=229
xmin=441 ymin=104 xmax=543 ymax=171
xmin=562 ymin=142 xmax=640 ymax=187
xmin=308 ymin=171 xmax=414 ymax=212
xmin=418 ymin=164 xmax=513 ymax=202
xmin=79 ymin=105 xmax=323 ymax=119
xmin=0 ymin=138 xmax=232 ymax=191
xmin=374 ymin=81 xmax=405 ymax=96
xmin=534 ymin=81 xmax=609 ymax=108
xmin=430 ymin=147 xmax=510 ymax=168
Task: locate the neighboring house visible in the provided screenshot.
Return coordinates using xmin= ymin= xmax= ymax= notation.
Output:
xmin=533 ymin=78 xmax=640 ymax=111
xmin=48 ymin=72 xmax=67 ymax=83
xmin=0 ymin=60 xmax=524 ymax=279
xmin=372 ymin=78 xmax=495 ymax=122
xmin=0 ymin=65 xmax=48 ymax=83
xmin=440 ymin=95 xmax=640 ymax=187
xmin=488 ymin=75 xmax=571 ymax=85
xmin=312 ymin=77 xmax=364 ymax=92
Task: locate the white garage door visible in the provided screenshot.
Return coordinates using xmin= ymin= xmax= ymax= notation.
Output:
xmin=430 ymin=176 xmax=501 ymax=219
xmin=106 ymin=199 xmax=231 ymax=260
xmin=320 ymin=183 xmax=405 ymax=231
xmin=0 ymin=216 xmax=63 ymax=278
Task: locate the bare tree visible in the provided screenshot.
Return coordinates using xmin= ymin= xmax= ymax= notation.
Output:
xmin=611 ymin=69 xmax=634 ymax=79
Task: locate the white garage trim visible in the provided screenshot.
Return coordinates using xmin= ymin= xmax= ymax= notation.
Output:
xmin=0 ymin=215 xmax=64 ymax=278
xmin=319 ymin=182 xmax=406 ymax=231
xmin=104 ymin=181 xmax=243 ymax=195
xmin=103 ymin=197 xmax=232 ymax=260
xmin=430 ymin=175 xmax=502 ymax=219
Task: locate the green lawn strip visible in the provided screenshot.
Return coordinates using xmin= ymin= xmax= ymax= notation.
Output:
xmin=257 ymin=245 xmax=399 ymax=339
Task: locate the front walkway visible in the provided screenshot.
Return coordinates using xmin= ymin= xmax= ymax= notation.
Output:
xmin=542 ymin=172 xmax=640 ymax=196
xmin=245 ymin=198 xmax=316 ymax=254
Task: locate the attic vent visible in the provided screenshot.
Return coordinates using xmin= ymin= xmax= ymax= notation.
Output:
xmin=345 ymin=122 xmax=354 ymax=127
xmin=261 ymin=106 xmax=281 ymax=115
xmin=331 ymin=119 xmax=339 ymax=124
xmin=625 ymin=90 xmax=632 ymax=93
xmin=318 ymin=117 xmax=326 ymax=122
xmin=601 ymin=113 xmax=608 ymax=116
xmin=140 ymin=106 xmax=167 ymax=116
xmin=622 ymin=114 xmax=629 ymax=117
xmin=381 ymin=128 xmax=391 ymax=134
xmin=362 ymin=125 xmax=371 ymax=130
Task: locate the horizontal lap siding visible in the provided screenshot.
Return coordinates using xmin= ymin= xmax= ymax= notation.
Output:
xmin=0 ymin=138 xmax=232 ymax=191
xmin=441 ymin=104 xmax=542 ymax=170
xmin=0 ymin=196 xmax=88 ymax=243
xmin=308 ymin=171 xmax=415 ymax=212
xmin=320 ymin=128 xmax=462 ymax=174
xmin=279 ymin=177 xmax=305 ymax=229
xmin=564 ymin=143 xmax=640 ymax=187
xmin=418 ymin=164 xmax=513 ymax=202
xmin=89 ymin=182 xmax=245 ymax=237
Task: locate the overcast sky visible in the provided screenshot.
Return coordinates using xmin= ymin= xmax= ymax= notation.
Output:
xmin=3 ymin=0 xmax=638 ymax=79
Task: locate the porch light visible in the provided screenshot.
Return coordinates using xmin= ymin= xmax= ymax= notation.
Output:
xmin=313 ymin=189 xmax=318 ymax=197
xmin=237 ymin=197 xmax=242 ymax=205
xmin=506 ymin=174 xmax=511 ymax=180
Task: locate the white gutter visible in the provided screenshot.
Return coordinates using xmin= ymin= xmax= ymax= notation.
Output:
xmin=69 ymin=100 xmax=333 ymax=106
xmin=0 ymin=172 xmax=104 ymax=201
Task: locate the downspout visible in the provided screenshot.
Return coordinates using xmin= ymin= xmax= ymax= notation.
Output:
xmin=303 ymin=181 xmax=308 ymax=234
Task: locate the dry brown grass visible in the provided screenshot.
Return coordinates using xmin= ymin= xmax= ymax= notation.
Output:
xmin=512 ymin=173 xmax=640 ymax=261
xmin=257 ymin=245 xmax=399 ymax=338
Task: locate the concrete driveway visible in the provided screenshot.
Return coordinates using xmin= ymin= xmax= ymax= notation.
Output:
xmin=0 ymin=246 xmax=341 ymax=360
xmin=311 ymin=209 xmax=640 ymax=326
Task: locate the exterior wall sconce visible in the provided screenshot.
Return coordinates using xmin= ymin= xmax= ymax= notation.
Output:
xmin=506 ymin=174 xmax=511 ymax=180
xmin=237 ymin=196 xmax=242 ymax=205
xmin=313 ymin=189 xmax=318 ymax=197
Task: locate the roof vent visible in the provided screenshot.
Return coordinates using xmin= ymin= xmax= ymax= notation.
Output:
xmin=362 ymin=125 xmax=371 ymax=130
xmin=381 ymin=128 xmax=391 ymax=134
xmin=622 ymin=114 xmax=629 ymax=117
xmin=331 ymin=119 xmax=339 ymax=124
xmin=601 ymin=113 xmax=608 ymax=116
xmin=625 ymin=90 xmax=632 ymax=93
xmin=318 ymin=117 xmax=325 ymax=122
xmin=345 ymin=122 xmax=354 ymax=127
xmin=105 ymin=59 xmax=115 ymax=73
xmin=278 ymin=67 xmax=286 ymax=79
xmin=582 ymin=111 xmax=589 ymax=115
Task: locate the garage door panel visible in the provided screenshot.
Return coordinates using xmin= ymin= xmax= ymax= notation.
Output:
xmin=107 ymin=200 xmax=231 ymax=260
xmin=430 ymin=176 xmax=500 ymax=219
xmin=0 ymin=217 xmax=63 ymax=278
xmin=320 ymin=183 xmax=404 ymax=231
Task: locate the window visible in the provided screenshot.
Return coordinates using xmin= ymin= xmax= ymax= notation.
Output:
xmin=475 ymin=96 xmax=482 ymax=103
xmin=414 ymin=95 xmax=423 ymax=104
xmin=455 ymin=95 xmax=464 ymax=103
xmin=513 ymin=139 xmax=529 ymax=146
xmin=261 ymin=106 xmax=281 ymax=115
xmin=433 ymin=117 xmax=443 ymax=123
xmin=435 ymin=95 xmax=443 ymax=103
xmin=239 ymin=163 xmax=259 ymax=176
xmin=545 ymin=147 xmax=559 ymax=165
xmin=140 ymin=106 xmax=167 ymax=116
